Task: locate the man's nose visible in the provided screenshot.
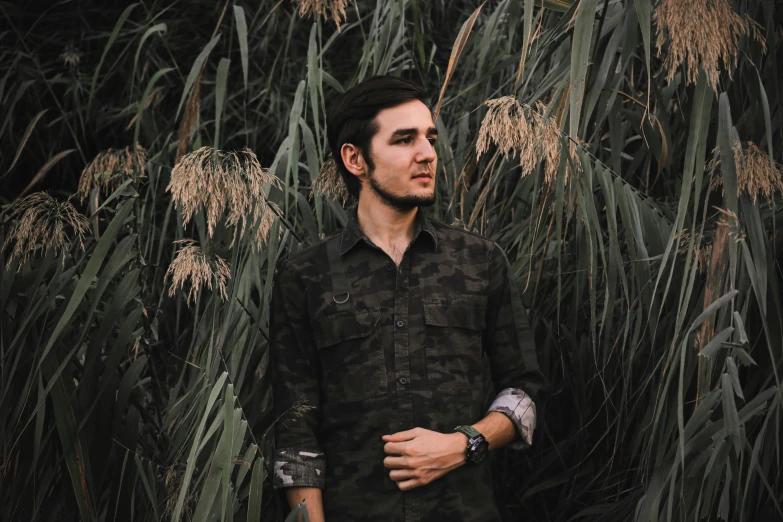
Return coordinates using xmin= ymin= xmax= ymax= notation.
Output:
xmin=415 ymin=136 xmax=437 ymax=163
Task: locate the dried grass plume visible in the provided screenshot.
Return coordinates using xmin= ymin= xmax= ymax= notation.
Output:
xmin=735 ymin=141 xmax=783 ymax=204
xmin=176 ymin=81 xmax=201 ymax=162
xmin=311 ymin=159 xmax=350 ymax=204
xmin=477 ymin=96 xmax=532 ymax=160
xmin=279 ymin=394 xmax=316 ymax=428
xmin=654 ymin=0 xmax=765 ymax=88
xmin=165 ymin=239 xmax=230 ymax=306
xmin=715 ymin=207 xmax=745 ymax=243
xmin=255 ymin=201 xmax=282 ymax=247
xmin=59 ymin=43 xmax=82 ymax=69
xmin=292 ymin=0 xmax=352 ymax=29
xmin=78 ymin=145 xmax=147 ymax=201
xmin=2 ymin=192 xmax=89 ymax=269
xmin=477 ymin=97 xmax=562 ymax=183
xmin=163 ymin=465 xmax=198 ymax=521
xmin=531 ymin=101 xmax=562 ymax=185
xmin=167 ymin=147 xmax=282 ymax=249
xmin=709 ymin=141 xmax=783 ymax=204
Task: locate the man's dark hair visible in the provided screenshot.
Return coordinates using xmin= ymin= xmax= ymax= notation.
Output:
xmin=326 ymin=76 xmax=430 ymax=198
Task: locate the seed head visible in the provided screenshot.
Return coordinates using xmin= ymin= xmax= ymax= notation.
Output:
xmin=78 ymin=146 xmax=147 ymax=201
xmin=292 ymin=0 xmax=352 ymax=30
xmin=707 ymin=146 xmax=722 ymax=192
xmin=477 ymin=97 xmax=563 ymax=184
xmin=654 ymin=0 xmax=765 ymax=88
xmin=715 ymin=207 xmax=745 ymax=243
xmin=253 ymin=201 xmax=282 ymax=248
xmin=676 ymin=228 xmax=712 ymax=271
xmin=708 ymin=142 xmax=783 ymax=204
xmin=2 ymin=192 xmax=89 ymax=270
xmin=167 ymin=147 xmax=282 ymax=249
xmin=59 ymin=43 xmax=82 ymax=69
xmin=735 ymin=141 xmax=783 ymax=204
xmin=163 ymin=464 xmax=198 ymax=521
xmin=530 ymin=101 xmax=562 ymax=184
xmin=165 ymin=240 xmax=230 ymax=306
xmin=311 ymin=159 xmax=350 ymax=204
xmin=477 ymin=96 xmax=533 ymax=160
xmin=176 ymin=81 xmax=201 ymax=162
xmin=280 ymin=394 xmax=316 ymax=428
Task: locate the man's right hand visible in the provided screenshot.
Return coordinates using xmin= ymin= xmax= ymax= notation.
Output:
xmin=284 ymin=487 xmax=325 ymax=522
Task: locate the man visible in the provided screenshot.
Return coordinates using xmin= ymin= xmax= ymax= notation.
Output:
xmin=270 ymin=76 xmax=545 ymax=522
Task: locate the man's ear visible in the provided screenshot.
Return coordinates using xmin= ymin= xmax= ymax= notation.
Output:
xmin=340 ymin=143 xmax=366 ymax=178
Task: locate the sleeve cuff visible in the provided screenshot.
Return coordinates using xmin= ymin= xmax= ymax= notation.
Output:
xmin=487 ymin=388 xmax=537 ymax=449
xmin=273 ymin=448 xmax=326 ymax=489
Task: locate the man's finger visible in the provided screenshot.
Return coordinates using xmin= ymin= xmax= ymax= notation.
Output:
xmin=383 ymin=456 xmax=408 ymax=469
xmin=383 ymin=441 xmax=410 ymax=456
xmin=396 ymin=479 xmax=419 ymax=491
xmin=389 ymin=468 xmax=416 ymax=481
xmin=381 ymin=427 xmax=420 ymax=442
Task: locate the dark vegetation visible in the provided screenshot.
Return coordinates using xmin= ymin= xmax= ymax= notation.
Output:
xmin=1 ymin=0 xmax=781 ymax=520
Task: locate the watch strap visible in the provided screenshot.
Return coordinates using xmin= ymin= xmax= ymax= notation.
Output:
xmin=453 ymin=425 xmax=483 ymax=440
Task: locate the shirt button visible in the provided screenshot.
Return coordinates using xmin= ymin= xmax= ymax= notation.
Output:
xmin=385 ymin=262 xmax=395 ymax=272
xmin=399 ymin=376 xmax=407 ymax=385
xmin=395 ymin=320 xmax=405 ymax=328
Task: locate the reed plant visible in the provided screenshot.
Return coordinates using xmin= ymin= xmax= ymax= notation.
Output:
xmin=0 ymin=0 xmax=780 ymax=520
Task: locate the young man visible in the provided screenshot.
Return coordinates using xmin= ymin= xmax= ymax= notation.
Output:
xmin=270 ymin=76 xmax=544 ymax=522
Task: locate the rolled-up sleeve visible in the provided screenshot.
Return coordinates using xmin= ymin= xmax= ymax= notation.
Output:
xmin=269 ymin=261 xmax=325 ymax=488
xmin=483 ymin=242 xmax=546 ymax=449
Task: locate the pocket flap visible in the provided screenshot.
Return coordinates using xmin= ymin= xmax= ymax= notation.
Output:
xmin=313 ymin=308 xmax=380 ymax=349
xmin=423 ymin=299 xmax=486 ymax=331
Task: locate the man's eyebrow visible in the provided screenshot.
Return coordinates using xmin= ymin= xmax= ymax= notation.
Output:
xmin=389 ymin=127 xmax=439 ymax=139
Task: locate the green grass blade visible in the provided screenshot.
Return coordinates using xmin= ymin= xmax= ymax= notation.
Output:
xmin=233 ymin=5 xmax=249 ymax=89
xmin=220 ymin=384 xmax=234 ymax=522
xmin=172 ymin=371 xmax=228 ymax=522
xmin=433 ymin=1 xmax=487 ymax=120
xmin=133 ymin=23 xmax=167 ymax=79
xmin=18 ymin=149 xmax=75 ymax=197
xmin=569 ymin=0 xmax=597 ymax=140
xmin=134 ymin=68 xmax=175 ymax=145
xmin=214 ymin=58 xmax=230 ymax=147
xmin=246 ymin=457 xmax=265 ymax=522
xmin=37 ymin=198 xmax=135 ymax=366
xmin=3 ymin=109 xmax=48 ymax=178
xmin=176 ymin=34 xmax=222 ymax=120
xmin=88 ymin=3 xmax=139 ymax=115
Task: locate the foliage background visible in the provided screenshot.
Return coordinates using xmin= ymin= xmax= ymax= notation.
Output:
xmin=1 ymin=0 xmax=781 ymax=521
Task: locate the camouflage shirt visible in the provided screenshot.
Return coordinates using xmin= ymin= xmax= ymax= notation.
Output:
xmin=270 ymin=209 xmax=545 ymax=522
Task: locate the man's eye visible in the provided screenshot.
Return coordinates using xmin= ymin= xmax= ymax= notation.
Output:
xmin=395 ymin=137 xmax=437 ymax=145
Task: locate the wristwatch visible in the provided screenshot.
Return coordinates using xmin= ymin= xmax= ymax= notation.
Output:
xmin=453 ymin=425 xmax=489 ymax=465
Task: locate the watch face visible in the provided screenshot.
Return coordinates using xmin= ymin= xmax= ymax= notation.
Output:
xmin=470 ymin=438 xmax=489 ymax=464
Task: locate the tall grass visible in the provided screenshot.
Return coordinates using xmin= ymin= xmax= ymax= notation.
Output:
xmin=1 ymin=0 xmax=781 ymax=520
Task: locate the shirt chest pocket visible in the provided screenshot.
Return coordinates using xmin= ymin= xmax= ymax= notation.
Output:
xmin=313 ymin=308 xmax=387 ymax=404
xmin=422 ymin=295 xmax=486 ymax=390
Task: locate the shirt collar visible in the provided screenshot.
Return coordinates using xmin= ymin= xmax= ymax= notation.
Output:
xmin=339 ymin=207 xmax=439 ymax=256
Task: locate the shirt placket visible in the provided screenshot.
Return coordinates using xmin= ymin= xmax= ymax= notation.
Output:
xmin=392 ymin=252 xmax=419 ymax=522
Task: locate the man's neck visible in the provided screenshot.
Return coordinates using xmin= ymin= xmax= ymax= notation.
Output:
xmin=356 ymin=193 xmax=418 ymax=266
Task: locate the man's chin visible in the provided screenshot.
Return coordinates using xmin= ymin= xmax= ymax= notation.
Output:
xmin=378 ymin=195 xmax=433 ymax=212
xmin=394 ymin=191 xmax=434 ymax=208
xmin=369 ymin=181 xmax=434 ymax=211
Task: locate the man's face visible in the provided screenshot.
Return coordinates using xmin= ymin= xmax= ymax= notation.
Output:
xmin=362 ymin=100 xmax=438 ymax=211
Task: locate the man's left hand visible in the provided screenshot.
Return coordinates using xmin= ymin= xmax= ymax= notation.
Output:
xmin=382 ymin=427 xmax=467 ymax=491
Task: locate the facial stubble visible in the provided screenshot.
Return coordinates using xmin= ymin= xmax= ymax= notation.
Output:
xmin=367 ymin=166 xmax=435 ymax=212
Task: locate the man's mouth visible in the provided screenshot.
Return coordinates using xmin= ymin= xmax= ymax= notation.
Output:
xmin=412 ymin=173 xmax=432 ymax=180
